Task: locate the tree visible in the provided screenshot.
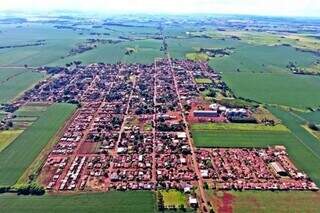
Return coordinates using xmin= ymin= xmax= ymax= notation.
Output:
xmin=157 ymin=191 xmax=165 ymax=211
xmin=179 ymin=204 xmax=186 ymax=212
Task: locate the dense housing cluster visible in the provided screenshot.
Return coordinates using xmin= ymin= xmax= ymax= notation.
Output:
xmin=196 ymin=147 xmax=318 ymax=191
xmin=16 ymin=59 xmax=318 ymax=194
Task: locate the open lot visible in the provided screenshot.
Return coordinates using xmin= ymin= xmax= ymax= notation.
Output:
xmin=0 ymin=191 xmax=155 ymax=213
xmin=0 ymin=103 xmax=76 ymax=186
xmin=160 ymin=189 xmax=186 ymax=208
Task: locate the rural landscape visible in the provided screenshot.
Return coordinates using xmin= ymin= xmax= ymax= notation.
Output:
xmin=0 ymin=1 xmax=320 ymax=212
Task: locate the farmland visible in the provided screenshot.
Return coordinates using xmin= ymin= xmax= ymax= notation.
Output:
xmin=0 ymin=191 xmax=156 ymax=213
xmin=222 ymin=72 xmax=320 ymax=109
xmin=0 ymin=130 xmax=23 ymax=152
xmin=0 ymin=103 xmax=76 ymax=186
xmin=0 ymin=13 xmax=320 ymax=213
xmin=0 ymin=68 xmax=46 ymax=104
xmin=231 ymin=191 xmax=320 ymax=213
xmin=207 ymin=190 xmax=320 ymax=213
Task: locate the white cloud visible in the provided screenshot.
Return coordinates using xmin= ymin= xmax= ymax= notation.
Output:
xmin=0 ymin=0 xmax=319 ymax=17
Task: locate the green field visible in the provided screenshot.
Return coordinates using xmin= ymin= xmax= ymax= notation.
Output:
xmin=194 ymin=78 xmax=212 ymax=84
xmin=209 ymin=45 xmax=318 ymax=74
xmin=222 ymin=72 xmax=320 ymax=109
xmin=0 ymin=68 xmax=46 ymax=104
xmin=0 ymin=103 xmax=76 ymax=186
xmin=296 ymin=111 xmax=320 ymax=124
xmin=0 ymin=130 xmax=23 ymax=152
xmin=191 ymin=123 xmax=288 ymax=132
xmin=0 ymin=191 xmax=155 ymax=213
xmin=14 ymin=104 xmax=49 ymax=117
xmin=231 ymin=191 xmax=320 ymax=213
xmin=161 ymin=190 xmax=186 ymax=208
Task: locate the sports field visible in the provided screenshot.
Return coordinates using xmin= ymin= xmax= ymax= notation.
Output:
xmin=0 ymin=191 xmax=155 ymax=213
xmin=0 ymin=103 xmax=76 ymax=186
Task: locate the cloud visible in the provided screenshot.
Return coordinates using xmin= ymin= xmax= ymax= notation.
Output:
xmin=0 ymin=0 xmax=319 ymax=17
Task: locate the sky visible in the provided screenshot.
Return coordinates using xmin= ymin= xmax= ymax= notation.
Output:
xmin=0 ymin=0 xmax=320 ymax=17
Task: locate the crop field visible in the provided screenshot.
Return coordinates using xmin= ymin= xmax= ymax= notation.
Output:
xmin=0 ymin=68 xmax=46 ymax=104
xmin=0 ymin=103 xmax=76 ymax=186
xmin=49 ymin=39 xmax=162 ymax=66
xmin=296 ymin=111 xmax=320 ymax=124
xmin=0 ymin=24 xmax=86 ymax=67
xmin=0 ymin=130 xmax=23 ymax=152
xmin=191 ymin=123 xmax=288 ymax=132
xmin=230 ymin=191 xmax=320 ymax=213
xmin=14 ymin=104 xmax=50 ymax=117
xmin=192 ymin=130 xmax=296 ymax=148
xmin=209 ymin=45 xmax=318 ymax=74
xmin=167 ymin=37 xmax=242 ymax=59
xmin=0 ymin=191 xmax=155 ymax=213
xmin=221 ymin=72 xmax=320 ymax=109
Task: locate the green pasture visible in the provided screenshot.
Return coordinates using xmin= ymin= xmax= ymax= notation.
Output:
xmin=222 ymin=72 xmax=320 ymax=109
xmin=0 ymin=68 xmax=46 ymax=104
xmin=0 ymin=191 xmax=155 ymax=213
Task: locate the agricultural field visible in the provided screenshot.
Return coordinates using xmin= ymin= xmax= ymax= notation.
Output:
xmin=222 ymin=72 xmax=320 ymax=109
xmin=0 ymin=130 xmax=23 ymax=152
xmin=207 ymin=190 xmax=320 ymax=213
xmin=0 ymin=103 xmax=76 ymax=186
xmin=191 ymin=123 xmax=288 ymax=132
xmin=0 ymin=68 xmax=46 ymax=104
xmin=0 ymin=191 xmax=156 ymax=213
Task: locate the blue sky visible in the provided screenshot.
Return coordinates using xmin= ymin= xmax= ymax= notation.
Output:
xmin=0 ymin=0 xmax=319 ymax=17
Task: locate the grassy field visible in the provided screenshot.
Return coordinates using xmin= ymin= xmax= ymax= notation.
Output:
xmin=160 ymin=190 xmax=186 ymax=208
xmin=296 ymin=110 xmax=320 ymax=124
xmin=194 ymin=78 xmax=212 ymax=84
xmin=14 ymin=104 xmax=50 ymax=117
xmin=0 ymin=191 xmax=156 ymax=213
xmin=0 ymin=68 xmax=46 ymax=104
xmin=191 ymin=123 xmax=288 ymax=132
xmin=0 ymin=130 xmax=23 ymax=152
xmin=192 ymin=130 xmax=296 ymax=148
xmin=0 ymin=103 xmax=76 ymax=186
xmin=186 ymin=52 xmax=209 ymax=62
xmin=209 ymin=44 xmax=318 ymax=74
xmin=222 ymin=72 xmax=320 ymax=109
xmin=231 ymin=191 xmax=320 ymax=213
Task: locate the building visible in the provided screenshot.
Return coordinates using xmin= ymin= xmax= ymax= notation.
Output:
xmin=193 ymin=110 xmax=218 ymax=118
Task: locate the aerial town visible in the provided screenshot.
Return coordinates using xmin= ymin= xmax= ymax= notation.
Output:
xmin=10 ymin=57 xmax=317 ymax=210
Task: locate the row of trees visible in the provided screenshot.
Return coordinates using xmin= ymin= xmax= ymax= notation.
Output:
xmin=0 ymin=183 xmax=45 ymax=196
